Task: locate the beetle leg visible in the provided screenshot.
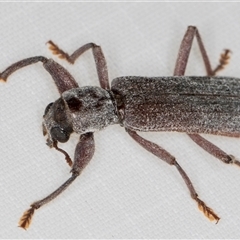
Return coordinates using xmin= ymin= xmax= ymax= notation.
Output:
xmin=174 ymin=26 xmax=239 ymax=167
xmin=211 ymin=49 xmax=231 ymax=76
xmin=127 ymin=129 xmax=220 ymax=223
xmin=174 ymin=26 xmax=211 ymax=76
xmin=0 ymin=56 xmax=47 ymax=81
xmin=188 ymin=134 xmax=240 ymax=167
xmin=18 ymin=132 xmax=95 ymax=229
xmin=174 ymin=26 xmax=231 ymax=76
xmin=0 ymin=56 xmax=78 ymax=94
xmin=47 ymin=41 xmax=110 ymax=90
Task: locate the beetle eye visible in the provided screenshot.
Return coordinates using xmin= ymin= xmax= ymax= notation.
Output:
xmin=50 ymin=126 xmax=70 ymax=143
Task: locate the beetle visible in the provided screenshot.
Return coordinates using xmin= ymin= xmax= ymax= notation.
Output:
xmin=1 ymin=26 xmax=239 ymax=229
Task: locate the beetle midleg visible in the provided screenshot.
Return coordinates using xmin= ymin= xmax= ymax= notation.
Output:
xmin=127 ymin=129 xmax=220 ymax=223
xmin=47 ymin=41 xmax=110 ymax=90
xmin=174 ymin=26 xmax=230 ymax=76
xmin=18 ymin=132 xmax=95 ymax=229
xmin=174 ymin=26 xmax=240 ymax=167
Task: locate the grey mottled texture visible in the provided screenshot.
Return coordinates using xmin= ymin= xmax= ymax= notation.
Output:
xmin=62 ymin=86 xmax=119 ymax=134
xmin=111 ymin=76 xmax=240 ymax=136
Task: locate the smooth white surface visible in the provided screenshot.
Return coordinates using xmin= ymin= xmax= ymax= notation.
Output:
xmin=1 ymin=2 xmax=240 ymax=239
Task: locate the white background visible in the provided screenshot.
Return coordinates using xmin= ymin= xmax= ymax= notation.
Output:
xmin=1 ymin=2 xmax=240 ymax=239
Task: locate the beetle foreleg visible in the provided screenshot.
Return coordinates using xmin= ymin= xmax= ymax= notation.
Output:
xmin=0 ymin=56 xmax=79 ymax=94
xmin=18 ymin=132 xmax=95 ymax=229
xmin=47 ymin=41 xmax=110 ymax=90
xmin=0 ymin=56 xmax=48 ymax=81
xmin=127 ymin=129 xmax=220 ymax=223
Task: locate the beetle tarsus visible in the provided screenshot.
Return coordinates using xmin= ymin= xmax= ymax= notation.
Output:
xmin=47 ymin=40 xmax=72 ymax=63
xmin=196 ymin=198 xmax=220 ymax=223
xmin=18 ymin=206 xmax=35 ymax=230
xmin=212 ymin=49 xmax=231 ymax=76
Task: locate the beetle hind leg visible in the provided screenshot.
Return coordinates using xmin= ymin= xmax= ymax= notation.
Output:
xmin=127 ymin=129 xmax=220 ymax=223
xmin=196 ymin=198 xmax=220 ymax=223
xmin=174 ymin=161 xmax=220 ymax=223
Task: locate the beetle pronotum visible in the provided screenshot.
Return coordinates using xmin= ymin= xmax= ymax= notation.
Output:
xmin=1 ymin=26 xmax=239 ymax=229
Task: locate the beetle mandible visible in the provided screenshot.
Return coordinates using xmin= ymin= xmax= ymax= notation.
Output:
xmin=0 ymin=26 xmax=239 ymax=229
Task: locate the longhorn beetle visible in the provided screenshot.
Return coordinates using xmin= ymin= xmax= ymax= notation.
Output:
xmin=0 ymin=26 xmax=239 ymax=229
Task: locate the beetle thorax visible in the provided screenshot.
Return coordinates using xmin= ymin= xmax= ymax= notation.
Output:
xmin=62 ymin=86 xmax=119 ymax=134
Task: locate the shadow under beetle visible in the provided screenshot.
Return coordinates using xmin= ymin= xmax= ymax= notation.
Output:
xmin=1 ymin=26 xmax=239 ymax=229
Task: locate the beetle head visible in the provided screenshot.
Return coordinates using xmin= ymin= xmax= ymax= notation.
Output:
xmin=42 ymin=98 xmax=73 ymax=147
